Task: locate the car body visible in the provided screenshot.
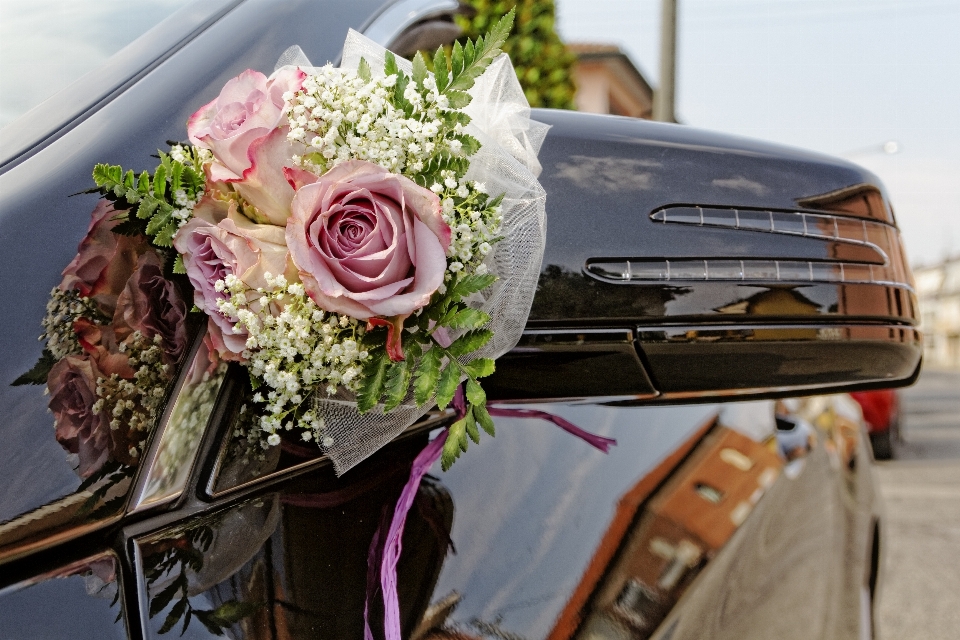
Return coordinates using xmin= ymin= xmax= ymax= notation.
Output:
xmin=0 ymin=1 xmax=918 ymax=639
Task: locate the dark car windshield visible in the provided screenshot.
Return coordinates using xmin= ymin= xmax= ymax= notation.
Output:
xmin=0 ymin=0 xmax=196 ymax=128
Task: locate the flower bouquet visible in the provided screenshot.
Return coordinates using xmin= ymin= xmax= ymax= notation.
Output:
xmin=20 ymin=9 xmax=549 ymax=479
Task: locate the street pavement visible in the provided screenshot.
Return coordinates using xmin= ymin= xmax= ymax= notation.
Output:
xmin=874 ymin=368 xmax=960 ymax=640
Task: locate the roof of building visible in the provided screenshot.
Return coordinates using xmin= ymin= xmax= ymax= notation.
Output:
xmin=567 ymin=43 xmax=654 ymax=98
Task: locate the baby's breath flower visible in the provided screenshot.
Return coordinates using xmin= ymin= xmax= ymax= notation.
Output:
xmin=220 ymin=275 xmax=364 ymax=450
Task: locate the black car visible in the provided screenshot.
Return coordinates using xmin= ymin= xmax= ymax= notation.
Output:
xmin=0 ymin=1 xmax=920 ymax=639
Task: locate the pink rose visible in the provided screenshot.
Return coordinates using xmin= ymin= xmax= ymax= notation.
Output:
xmin=48 ymin=355 xmax=111 ymax=478
xmin=173 ymin=208 xmax=291 ymax=359
xmin=285 ymin=161 xmax=451 ymax=321
xmin=73 ymin=318 xmax=135 ymax=379
xmin=60 ymin=200 xmax=149 ymax=316
xmin=188 ymin=67 xmax=306 ymax=225
xmin=113 ymin=253 xmax=188 ymax=366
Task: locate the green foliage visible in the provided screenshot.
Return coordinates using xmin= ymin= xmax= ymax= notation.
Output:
xmin=91 ymin=147 xmax=204 ymax=253
xmin=357 ymin=349 xmax=390 ymax=413
xmin=143 ymin=516 xmax=261 ymax=636
xmin=440 ymin=402 xmax=497 ymax=471
xmin=456 ymin=0 xmax=578 ymax=110
xmin=75 ymin=461 xmax=136 ymax=520
xmin=357 ymin=270 xmax=499 ymax=470
xmin=432 ymin=9 xmax=514 ymax=95
xmin=12 ymin=348 xmax=56 ymax=385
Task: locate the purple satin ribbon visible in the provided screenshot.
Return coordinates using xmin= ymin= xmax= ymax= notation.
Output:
xmin=365 ymin=386 xmax=617 ymax=640
xmin=365 ymin=430 xmax=448 ymax=640
xmin=453 ymin=387 xmax=617 ymax=454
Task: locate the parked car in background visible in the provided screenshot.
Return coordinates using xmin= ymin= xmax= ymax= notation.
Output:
xmin=0 ymin=1 xmax=920 ymax=639
xmin=851 ymin=389 xmax=901 ymax=460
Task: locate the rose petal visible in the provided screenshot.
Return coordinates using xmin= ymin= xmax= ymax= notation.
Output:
xmin=363 ymin=218 xmax=447 ymax=317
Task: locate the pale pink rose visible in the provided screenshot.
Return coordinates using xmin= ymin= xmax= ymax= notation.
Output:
xmin=48 ymin=355 xmax=111 ymax=478
xmin=60 ymin=200 xmax=149 ymax=316
xmin=173 ymin=209 xmax=291 ymax=359
xmin=284 ymin=161 xmax=451 ymax=321
xmin=190 ymin=173 xmax=235 ymax=225
xmin=188 ymin=67 xmax=306 ymax=225
xmin=204 ymin=318 xmax=246 ymax=363
xmin=113 ymin=253 xmax=188 ymax=366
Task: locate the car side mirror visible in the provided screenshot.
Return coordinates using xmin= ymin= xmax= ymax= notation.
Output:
xmin=486 ymin=109 xmax=921 ymax=403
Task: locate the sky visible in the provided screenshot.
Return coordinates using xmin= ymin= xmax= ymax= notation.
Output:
xmin=556 ymin=0 xmax=960 ymax=267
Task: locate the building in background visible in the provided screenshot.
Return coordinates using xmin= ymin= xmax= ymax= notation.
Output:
xmin=568 ymin=44 xmax=653 ymax=119
xmin=915 ymin=256 xmax=960 ymax=369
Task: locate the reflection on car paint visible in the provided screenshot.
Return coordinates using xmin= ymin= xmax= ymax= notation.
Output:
xmin=132 ymin=335 xmax=227 ymax=511
xmin=1 ymin=202 xmax=195 ymax=561
xmin=136 ymin=441 xmax=453 ymax=638
xmin=127 ymin=386 xmax=877 ymax=640
xmin=0 ymin=552 xmax=125 ymax=639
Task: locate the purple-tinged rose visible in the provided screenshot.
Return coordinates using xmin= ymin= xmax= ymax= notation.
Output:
xmin=188 ymin=67 xmax=306 ymax=226
xmin=173 ymin=208 xmax=292 ymax=359
xmin=48 ymin=355 xmax=110 ymax=479
xmin=114 ymin=252 xmax=188 ymax=366
xmin=60 ymin=200 xmax=149 ymax=316
xmin=284 ymin=161 xmax=451 ymax=321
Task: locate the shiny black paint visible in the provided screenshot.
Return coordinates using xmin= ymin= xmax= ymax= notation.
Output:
xmin=483 ymin=109 xmax=921 ymax=402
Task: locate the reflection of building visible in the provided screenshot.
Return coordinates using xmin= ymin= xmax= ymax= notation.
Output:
xmin=547 ymin=421 xmax=783 ymax=639
xmin=568 ymin=44 xmax=653 ymax=119
xmin=915 ymin=256 xmax=960 ymax=368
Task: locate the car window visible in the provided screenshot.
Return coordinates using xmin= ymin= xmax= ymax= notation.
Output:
xmin=0 ymin=0 xmax=196 ymax=129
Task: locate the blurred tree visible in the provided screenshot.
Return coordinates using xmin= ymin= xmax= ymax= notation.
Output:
xmin=456 ymin=0 xmax=577 ymax=110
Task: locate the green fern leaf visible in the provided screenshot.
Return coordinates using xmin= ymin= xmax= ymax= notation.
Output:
xmin=441 ymin=426 xmax=462 ymax=471
xmin=357 ymin=57 xmax=372 ymax=83
xmin=357 ymin=351 xmax=389 ymax=413
xmin=435 ymin=359 xmax=461 ymax=410
xmin=451 ymin=40 xmax=465 ymax=78
xmin=412 ymin=51 xmax=428 ymax=88
xmin=465 ymin=409 xmax=480 ymax=444
xmin=382 ymin=358 xmax=412 ymax=412
xmin=448 ymin=329 xmax=493 ymax=358
xmin=384 ymin=51 xmax=399 ymax=77
xmin=445 ymin=8 xmax=515 ymax=94
xmin=153 ymin=222 xmax=177 ymax=248
xmin=170 ymin=161 xmax=183 ymax=193
xmin=434 ymin=45 xmax=449 ymax=92
xmin=414 ymin=346 xmax=442 ymax=406
xmin=463 ymin=358 xmax=495 ymax=379
xmin=446 ymin=307 xmax=489 ymax=330
xmin=153 ymin=164 xmax=167 ymax=198
xmin=473 ymin=403 xmax=495 ymax=436
xmin=465 ymin=379 xmax=486 ymax=406
xmin=137 ymin=195 xmax=161 ymax=220
xmin=451 ymin=273 xmax=497 ymax=298
xmin=444 ymin=90 xmax=471 ymax=109
xmin=145 ymin=209 xmax=172 ymax=236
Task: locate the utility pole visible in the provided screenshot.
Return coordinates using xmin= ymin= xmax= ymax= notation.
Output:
xmin=653 ymin=0 xmax=677 ymax=123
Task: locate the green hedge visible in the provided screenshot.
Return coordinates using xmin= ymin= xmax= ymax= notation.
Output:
xmin=457 ymin=0 xmax=577 ymax=110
